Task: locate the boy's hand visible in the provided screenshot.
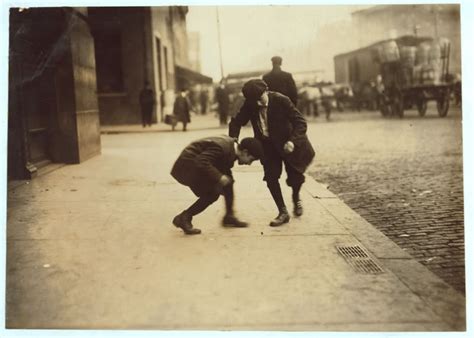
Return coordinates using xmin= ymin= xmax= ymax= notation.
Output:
xmin=219 ymin=175 xmax=233 ymax=187
xmin=283 ymin=141 xmax=295 ymax=154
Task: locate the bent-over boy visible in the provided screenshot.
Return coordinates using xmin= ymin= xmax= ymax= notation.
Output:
xmin=171 ymin=135 xmax=264 ymax=235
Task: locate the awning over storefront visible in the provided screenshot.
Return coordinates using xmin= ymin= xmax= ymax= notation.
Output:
xmin=175 ymin=65 xmax=213 ymax=90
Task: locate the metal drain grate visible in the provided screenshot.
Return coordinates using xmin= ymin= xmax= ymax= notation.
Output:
xmin=336 ymin=245 xmax=384 ymax=274
xmin=337 ymin=245 xmax=369 ymax=258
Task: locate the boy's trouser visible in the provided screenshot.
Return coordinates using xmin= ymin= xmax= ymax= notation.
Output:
xmin=186 ymin=183 xmax=234 ymax=216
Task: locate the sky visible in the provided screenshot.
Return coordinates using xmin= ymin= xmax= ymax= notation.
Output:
xmin=186 ymin=5 xmax=365 ymax=81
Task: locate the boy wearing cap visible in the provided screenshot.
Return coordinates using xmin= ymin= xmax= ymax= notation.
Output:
xmin=171 ymin=135 xmax=264 ymax=235
xmin=229 ymin=79 xmax=315 ymax=227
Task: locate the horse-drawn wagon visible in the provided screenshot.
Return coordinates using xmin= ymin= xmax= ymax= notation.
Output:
xmin=376 ymin=36 xmax=452 ymax=118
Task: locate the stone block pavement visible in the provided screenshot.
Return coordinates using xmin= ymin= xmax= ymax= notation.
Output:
xmin=309 ymin=107 xmax=465 ymax=294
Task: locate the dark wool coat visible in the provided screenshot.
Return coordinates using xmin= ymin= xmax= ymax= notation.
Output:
xmin=139 ymin=88 xmax=155 ymax=112
xmin=215 ymin=86 xmax=230 ymax=112
xmin=229 ymin=92 xmax=315 ymax=174
xmin=173 ymin=96 xmax=191 ymax=123
xmin=263 ymin=68 xmax=298 ymax=105
xmin=171 ymin=135 xmax=236 ymax=197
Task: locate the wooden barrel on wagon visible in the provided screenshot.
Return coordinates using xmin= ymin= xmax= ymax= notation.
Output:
xmin=400 ymin=46 xmax=416 ymax=67
xmin=416 ymin=43 xmax=431 ymax=65
xmin=379 ymin=40 xmax=400 ymax=63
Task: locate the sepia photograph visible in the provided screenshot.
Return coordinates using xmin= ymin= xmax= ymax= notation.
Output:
xmin=2 ymin=1 xmax=470 ymax=335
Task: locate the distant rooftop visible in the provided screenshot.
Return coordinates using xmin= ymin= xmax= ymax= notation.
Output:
xmin=351 ymin=5 xmax=389 ymax=16
xmin=352 ymin=4 xmax=459 ymax=16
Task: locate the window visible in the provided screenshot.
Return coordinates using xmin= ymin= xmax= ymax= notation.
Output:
xmin=94 ymin=30 xmax=124 ymax=92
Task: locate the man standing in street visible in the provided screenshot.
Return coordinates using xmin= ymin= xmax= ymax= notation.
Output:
xmin=200 ymin=87 xmax=209 ymax=115
xmin=229 ymin=79 xmax=315 ymax=227
xmin=139 ymin=81 xmax=155 ymax=127
xmin=171 ymin=135 xmax=264 ymax=235
xmin=216 ymin=81 xmax=230 ymax=126
xmin=263 ymin=56 xmax=298 ymax=105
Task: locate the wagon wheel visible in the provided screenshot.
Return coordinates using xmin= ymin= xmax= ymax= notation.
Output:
xmin=391 ymin=90 xmax=404 ymax=118
xmin=437 ymin=89 xmax=450 ymax=117
xmin=417 ymin=100 xmax=427 ymax=117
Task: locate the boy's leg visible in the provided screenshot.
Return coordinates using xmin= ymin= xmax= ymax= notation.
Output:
xmin=261 ymin=142 xmax=285 ymax=210
xmin=223 ymin=183 xmax=234 ymax=215
xmin=285 ymin=161 xmax=305 ymax=217
xmin=222 ymin=183 xmax=248 ymax=227
xmin=186 ymin=193 xmax=219 ymax=216
xmin=174 ymin=191 xmax=219 ymax=235
xmin=262 ymin=143 xmax=290 ymax=227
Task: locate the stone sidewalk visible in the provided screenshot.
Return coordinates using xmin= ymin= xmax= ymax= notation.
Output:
xmin=100 ymin=113 xmax=224 ymax=134
xmin=5 ymin=126 xmax=466 ymax=331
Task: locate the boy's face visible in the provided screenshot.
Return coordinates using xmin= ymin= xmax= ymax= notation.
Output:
xmin=237 ymin=150 xmax=256 ymax=165
xmin=256 ymin=92 xmax=269 ymax=107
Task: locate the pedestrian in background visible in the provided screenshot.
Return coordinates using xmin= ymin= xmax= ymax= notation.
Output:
xmin=172 ymin=89 xmax=191 ymax=131
xmin=200 ymin=87 xmax=209 ymax=115
xmin=189 ymin=85 xmax=200 ymax=113
xmin=263 ymin=56 xmax=298 ymax=105
xmin=298 ymin=83 xmax=320 ymax=118
xmin=229 ymin=79 xmax=315 ymax=227
xmin=171 ymin=135 xmax=264 ymax=235
xmin=139 ymin=81 xmax=155 ymax=127
xmin=375 ymin=75 xmax=385 ymax=110
xmin=216 ymin=81 xmax=230 ymax=126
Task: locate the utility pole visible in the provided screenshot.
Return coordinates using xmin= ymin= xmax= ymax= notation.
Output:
xmin=215 ymin=6 xmax=225 ymax=80
xmin=433 ymin=4 xmax=439 ymax=38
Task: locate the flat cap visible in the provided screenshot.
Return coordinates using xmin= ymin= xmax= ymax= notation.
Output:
xmin=271 ymin=56 xmax=282 ymax=64
xmin=242 ymin=79 xmax=268 ymax=101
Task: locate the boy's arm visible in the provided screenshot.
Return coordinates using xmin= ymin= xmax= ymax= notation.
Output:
xmin=195 ymin=145 xmax=227 ymax=186
xmin=229 ymin=103 xmax=250 ymax=140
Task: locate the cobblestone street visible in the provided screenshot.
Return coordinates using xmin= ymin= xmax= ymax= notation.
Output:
xmin=307 ymin=105 xmax=465 ymax=293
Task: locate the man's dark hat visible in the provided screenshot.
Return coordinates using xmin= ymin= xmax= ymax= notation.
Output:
xmin=242 ymin=79 xmax=268 ymax=101
xmin=271 ymin=56 xmax=282 ymax=65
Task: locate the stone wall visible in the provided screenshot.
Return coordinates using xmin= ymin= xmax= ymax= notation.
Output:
xmin=8 ymin=8 xmax=101 ymax=179
xmin=70 ymin=11 xmax=101 ymax=162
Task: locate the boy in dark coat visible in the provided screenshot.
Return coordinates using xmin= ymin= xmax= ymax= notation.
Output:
xmin=229 ymin=79 xmax=315 ymax=227
xmin=171 ymin=135 xmax=264 ymax=235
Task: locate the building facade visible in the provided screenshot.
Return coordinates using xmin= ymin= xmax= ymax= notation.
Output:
xmin=8 ymin=6 xmax=211 ymax=180
xmin=88 ymin=6 xmax=211 ymax=125
xmin=88 ymin=7 xmax=159 ymax=125
xmin=188 ymin=31 xmax=201 ymax=73
xmin=8 ymin=7 xmax=101 ymax=180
